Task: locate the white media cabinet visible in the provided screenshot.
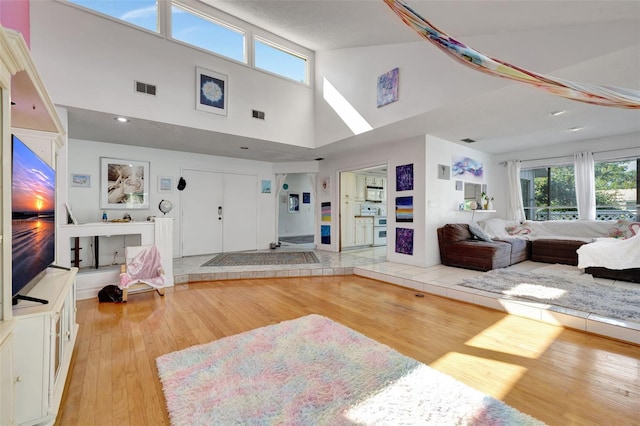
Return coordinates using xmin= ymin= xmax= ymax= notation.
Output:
xmin=12 ymin=267 xmax=78 ymax=426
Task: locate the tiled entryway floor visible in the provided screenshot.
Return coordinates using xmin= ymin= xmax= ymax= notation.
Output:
xmin=172 ymin=247 xmax=640 ymax=345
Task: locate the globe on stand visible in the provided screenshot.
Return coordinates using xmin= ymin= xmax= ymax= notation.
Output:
xmin=158 ymin=199 xmax=173 ymax=215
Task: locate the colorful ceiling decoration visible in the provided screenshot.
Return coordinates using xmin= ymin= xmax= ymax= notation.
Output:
xmin=384 ymin=0 xmax=640 ymax=109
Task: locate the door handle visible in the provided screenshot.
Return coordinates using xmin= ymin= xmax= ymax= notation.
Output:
xmin=218 ymin=206 xmax=222 ymax=220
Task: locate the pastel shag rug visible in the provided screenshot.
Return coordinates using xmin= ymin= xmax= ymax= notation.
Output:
xmin=156 ymin=314 xmax=544 ymax=425
xmin=201 ymin=251 xmax=319 ymax=267
xmin=461 ymin=269 xmax=640 ymax=322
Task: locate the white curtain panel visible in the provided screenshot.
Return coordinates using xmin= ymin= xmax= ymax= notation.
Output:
xmin=307 ymin=173 xmax=317 ymax=200
xmin=574 ymin=151 xmax=596 ymax=220
xmin=506 ymin=160 xmax=526 ymax=222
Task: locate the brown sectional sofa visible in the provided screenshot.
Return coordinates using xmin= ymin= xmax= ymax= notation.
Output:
xmin=437 ymin=224 xmax=530 ymax=272
xmin=437 ymin=221 xmax=640 ymax=283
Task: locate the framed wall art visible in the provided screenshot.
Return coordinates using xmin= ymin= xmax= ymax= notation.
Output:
xmin=100 ymin=157 xmax=150 ymax=209
xmin=395 ymin=228 xmax=414 ymax=255
xmin=288 ymin=193 xmax=300 ymax=213
xmin=70 ymin=173 xmax=91 ymax=188
xmin=261 ymin=180 xmax=272 ymax=193
xmin=452 ymin=155 xmax=483 ymax=182
xmin=396 ymin=163 xmax=414 ymax=191
xmin=395 ymin=196 xmax=413 ymax=223
xmin=377 ymin=67 xmax=399 ymax=107
xmin=321 ymin=202 xmax=331 ymax=222
xmin=196 ymin=66 xmax=227 ymax=116
xmin=158 ymin=176 xmax=173 ymax=193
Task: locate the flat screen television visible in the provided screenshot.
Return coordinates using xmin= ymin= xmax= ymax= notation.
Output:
xmin=11 ymin=134 xmax=56 ymax=305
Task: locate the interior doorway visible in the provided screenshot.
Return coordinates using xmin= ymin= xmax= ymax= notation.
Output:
xmin=339 ymin=164 xmax=388 ymax=252
xmin=277 ymin=173 xmax=316 ymax=249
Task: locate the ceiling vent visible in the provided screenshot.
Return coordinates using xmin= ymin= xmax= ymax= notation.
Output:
xmin=460 ymin=138 xmax=476 ymax=143
xmin=135 ymin=81 xmax=156 ymax=96
xmin=252 ymin=109 xmax=265 ymax=120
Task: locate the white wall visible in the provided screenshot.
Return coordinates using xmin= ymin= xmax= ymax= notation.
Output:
xmin=67 ymin=138 xmax=276 ymax=266
xmin=29 ymin=0 xmax=315 ymax=149
xmin=425 ymin=135 xmax=496 ymax=266
xmin=278 ymin=174 xmax=314 ymax=237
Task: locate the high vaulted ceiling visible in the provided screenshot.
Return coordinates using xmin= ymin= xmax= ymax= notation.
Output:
xmin=66 ymin=1 xmax=640 ymax=162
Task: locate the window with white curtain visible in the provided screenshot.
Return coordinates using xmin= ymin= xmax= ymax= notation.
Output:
xmin=595 ymin=158 xmax=638 ymax=221
xmin=521 ymin=165 xmax=577 ymax=221
xmin=521 ymin=157 xmax=639 ymax=221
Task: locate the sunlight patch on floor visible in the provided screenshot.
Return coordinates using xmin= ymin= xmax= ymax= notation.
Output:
xmin=504 ymin=283 xmax=567 ymax=300
xmin=465 ymin=316 xmax=563 ymax=359
xmin=429 ymin=352 xmax=528 ymax=399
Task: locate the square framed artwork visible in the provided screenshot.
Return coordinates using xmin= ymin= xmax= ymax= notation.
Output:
xmin=70 ymin=173 xmax=91 ymax=188
xmin=377 ymin=67 xmax=399 ymax=107
xmin=396 ymin=163 xmax=414 ymax=191
xmin=303 ymin=192 xmax=311 ymax=204
xmin=196 ymin=66 xmax=227 ymax=116
xmin=438 ymin=164 xmax=451 ymax=180
xmin=158 ymin=176 xmax=173 ymax=193
xmin=100 ymin=157 xmax=150 ymax=209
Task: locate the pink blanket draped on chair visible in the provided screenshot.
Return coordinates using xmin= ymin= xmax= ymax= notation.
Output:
xmin=119 ymin=245 xmax=166 ymax=289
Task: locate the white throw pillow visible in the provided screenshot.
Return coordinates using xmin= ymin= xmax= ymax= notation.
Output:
xmin=469 ymin=222 xmax=493 ymax=242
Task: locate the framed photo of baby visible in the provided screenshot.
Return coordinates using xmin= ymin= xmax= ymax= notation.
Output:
xmin=100 ymin=157 xmax=150 ymax=209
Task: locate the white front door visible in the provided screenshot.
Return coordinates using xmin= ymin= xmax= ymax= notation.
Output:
xmin=181 ymin=169 xmax=223 ymax=256
xmin=222 ymin=173 xmax=258 ymax=252
xmin=181 ymin=170 xmax=259 ymax=256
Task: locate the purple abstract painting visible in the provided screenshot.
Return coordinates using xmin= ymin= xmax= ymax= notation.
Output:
xmin=395 ymin=228 xmax=414 ymax=255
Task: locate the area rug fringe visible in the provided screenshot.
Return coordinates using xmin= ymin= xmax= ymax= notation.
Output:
xmin=461 ymin=269 xmax=640 ymax=322
xmin=156 ymin=314 xmax=544 ymax=425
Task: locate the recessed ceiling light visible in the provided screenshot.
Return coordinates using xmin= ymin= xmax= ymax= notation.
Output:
xmin=115 ymin=117 xmax=129 ymax=123
xmin=549 ymin=110 xmax=566 ymax=116
xmin=240 ymin=146 xmax=249 ymax=150
xmin=568 ymin=126 xmax=583 ymax=132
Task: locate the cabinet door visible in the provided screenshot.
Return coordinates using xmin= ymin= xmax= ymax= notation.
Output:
xmin=341 ymin=172 xmax=356 ymax=199
xmin=0 ymin=331 xmax=14 ymax=426
xmin=341 ymin=200 xmax=355 ymax=248
xmin=364 ymin=218 xmax=374 ymax=245
xmin=14 ymin=316 xmax=48 ymax=424
xmin=355 ymin=176 xmax=366 ymax=201
xmin=354 ymin=218 xmax=364 ymax=245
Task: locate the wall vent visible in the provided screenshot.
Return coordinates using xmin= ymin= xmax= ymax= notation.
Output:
xmin=252 ymin=109 xmax=265 ymax=120
xmin=135 ymin=81 xmax=157 ymax=96
xmin=460 ymin=138 xmax=476 ymax=143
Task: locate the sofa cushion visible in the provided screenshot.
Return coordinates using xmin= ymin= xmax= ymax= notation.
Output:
xmin=440 ymin=223 xmax=473 ymax=243
xmin=441 ymin=240 xmax=511 ymax=271
xmin=469 ymin=221 xmax=493 ymax=242
xmin=496 ymin=237 xmax=530 ymax=265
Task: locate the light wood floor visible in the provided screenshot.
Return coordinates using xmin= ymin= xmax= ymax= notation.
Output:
xmin=56 ymin=276 xmax=640 ymax=426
